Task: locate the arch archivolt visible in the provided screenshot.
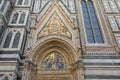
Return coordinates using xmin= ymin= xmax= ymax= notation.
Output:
xmin=32 ymin=35 xmax=75 ymax=50
xmin=30 ymin=38 xmax=80 ymax=69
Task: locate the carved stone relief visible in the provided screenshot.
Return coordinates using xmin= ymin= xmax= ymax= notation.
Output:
xmin=38 ymin=13 xmax=71 ymax=39
xmin=0 ymin=73 xmax=16 ymax=80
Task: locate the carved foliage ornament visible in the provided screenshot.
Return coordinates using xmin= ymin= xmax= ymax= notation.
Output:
xmin=38 ymin=13 xmax=71 ymax=39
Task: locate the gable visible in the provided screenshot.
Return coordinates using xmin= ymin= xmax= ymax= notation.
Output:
xmin=34 ymin=1 xmax=75 ymax=40
xmin=37 ymin=12 xmax=71 ymax=39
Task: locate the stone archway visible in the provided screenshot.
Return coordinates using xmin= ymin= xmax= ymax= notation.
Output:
xmin=32 ymin=40 xmax=77 ymax=65
xmin=34 ymin=41 xmax=75 ymax=80
xmin=25 ymin=39 xmax=81 ymax=80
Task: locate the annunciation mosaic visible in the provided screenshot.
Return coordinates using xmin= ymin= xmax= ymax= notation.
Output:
xmin=42 ymin=52 xmax=65 ymax=69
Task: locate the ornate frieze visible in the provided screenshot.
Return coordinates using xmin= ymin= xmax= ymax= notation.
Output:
xmin=37 ymin=69 xmax=71 ymax=74
xmin=84 ymin=46 xmax=116 ymax=53
xmin=35 ymin=76 xmax=72 ymax=80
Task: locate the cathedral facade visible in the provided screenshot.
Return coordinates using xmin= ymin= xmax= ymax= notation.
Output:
xmin=0 ymin=0 xmax=120 ymax=80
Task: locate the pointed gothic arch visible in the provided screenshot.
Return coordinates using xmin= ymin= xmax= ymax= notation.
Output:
xmin=30 ymin=38 xmax=80 ymax=66
xmin=27 ymin=38 xmax=80 ymax=80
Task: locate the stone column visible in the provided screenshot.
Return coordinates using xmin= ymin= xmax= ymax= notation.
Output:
xmin=21 ymin=63 xmax=30 ymax=80
xmin=21 ymin=61 xmax=37 ymax=80
xmin=75 ymin=64 xmax=84 ymax=80
xmin=72 ymin=60 xmax=85 ymax=80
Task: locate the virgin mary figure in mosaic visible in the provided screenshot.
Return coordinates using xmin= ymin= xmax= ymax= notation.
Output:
xmin=43 ymin=52 xmax=64 ymax=69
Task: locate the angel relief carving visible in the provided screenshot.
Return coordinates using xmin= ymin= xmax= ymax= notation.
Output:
xmin=38 ymin=13 xmax=71 ymax=39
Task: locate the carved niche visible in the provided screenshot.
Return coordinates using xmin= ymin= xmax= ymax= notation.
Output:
xmin=38 ymin=13 xmax=71 ymax=39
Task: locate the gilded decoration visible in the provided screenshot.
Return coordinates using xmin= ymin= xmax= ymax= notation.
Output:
xmin=35 ymin=76 xmax=72 ymax=80
xmin=42 ymin=52 xmax=65 ymax=69
xmin=38 ymin=13 xmax=71 ymax=39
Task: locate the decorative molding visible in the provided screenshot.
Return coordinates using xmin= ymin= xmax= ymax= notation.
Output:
xmin=84 ymin=46 xmax=116 ymax=53
xmin=37 ymin=69 xmax=71 ymax=74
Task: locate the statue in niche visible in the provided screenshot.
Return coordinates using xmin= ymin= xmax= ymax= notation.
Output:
xmin=43 ymin=52 xmax=64 ymax=69
xmin=38 ymin=13 xmax=71 ymax=39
